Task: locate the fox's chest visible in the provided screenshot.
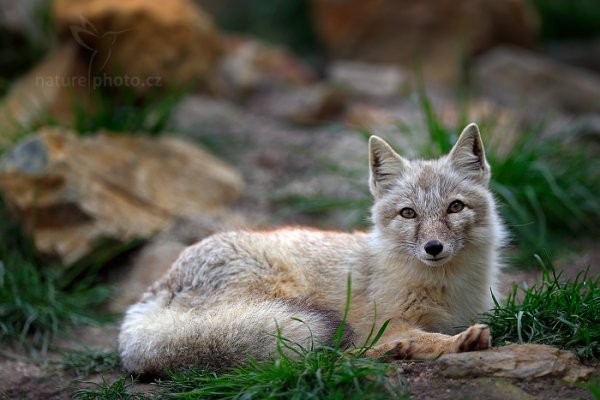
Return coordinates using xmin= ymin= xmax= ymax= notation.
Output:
xmin=377 ymin=285 xmax=458 ymax=333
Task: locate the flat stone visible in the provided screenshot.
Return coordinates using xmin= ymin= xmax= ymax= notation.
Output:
xmin=249 ymin=84 xmax=346 ymax=125
xmin=438 ymin=343 xmax=595 ymax=382
xmin=217 ymin=35 xmax=315 ymax=97
xmin=328 ymin=61 xmax=409 ymax=98
xmin=0 ymin=128 xmax=244 ymax=264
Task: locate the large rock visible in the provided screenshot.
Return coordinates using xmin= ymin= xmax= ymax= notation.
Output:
xmin=438 ymin=344 xmax=595 ymax=382
xmin=328 ymin=61 xmax=409 ymax=98
xmin=310 ymin=0 xmax=537 ymax=84
xmin=248 ymin=84 xmax=346 ymax=125
xmin=217 ymin=35 xmax=315 ymax=97
xmin=0 ymin=128 xmax=244 ymax=264
xmin=53 ymin=0 xmax=223 ymax=93
xmin=474 ymin=47 xmax=600 ymax=114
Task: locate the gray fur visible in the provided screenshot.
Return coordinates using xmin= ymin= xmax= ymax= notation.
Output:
xmin=119 ymin=124 xmax=506 ymax=373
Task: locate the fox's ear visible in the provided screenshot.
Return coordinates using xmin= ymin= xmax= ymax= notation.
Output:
xmin=449 ymin=123 xmax=490 ymax=183
xmin=369 ymin=136 xmax=408 ymax=197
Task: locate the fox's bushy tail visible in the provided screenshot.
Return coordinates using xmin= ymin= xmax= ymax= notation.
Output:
xmin=118 ymin=291 xmax=351 ymax=373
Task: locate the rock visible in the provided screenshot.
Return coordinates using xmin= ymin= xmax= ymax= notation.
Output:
xmin=0 ymin=43 xmax=90 ymax=144
xmin=248 ymin=84 xmax=346 ymax=125
xmin=217 ymin=35 xmax=315 ymax=97
xmin=310 ymin=0 xmax=537 ymax=84
xmin=109 ymin=214 xmax=246 ymax=311
xmin=53 ymin=0 xmax=223 ymax=93
xmin=328 ymin=61 xmax=409 ymax=98
xmin=343 ymin=103 xmax=400 ymax=130
xmin=0 ymin=128 xmax=244 ymax=264
xmin=474 ymin=47 xmax=600 ymax=115
xmin=438 ymin=344 xmax=595 ymax=382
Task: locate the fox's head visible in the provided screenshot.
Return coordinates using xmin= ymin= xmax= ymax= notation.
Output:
xmin=369 ymin=123 xmax=498 ymax=267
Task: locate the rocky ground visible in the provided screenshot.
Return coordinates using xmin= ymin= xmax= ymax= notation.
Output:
xmin=1 ymin=92 xmax=599 ymax=399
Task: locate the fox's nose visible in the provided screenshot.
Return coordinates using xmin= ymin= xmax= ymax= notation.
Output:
xmin=424 ymin=240 xmax=444 ymax=256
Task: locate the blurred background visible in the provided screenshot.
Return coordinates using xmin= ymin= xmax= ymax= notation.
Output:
xmin=0 ymin=0 xmax=599 ymax=396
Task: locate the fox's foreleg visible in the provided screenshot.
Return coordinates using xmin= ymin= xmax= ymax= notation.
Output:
xmin=362 ymin=324 xmax=491 ymax=360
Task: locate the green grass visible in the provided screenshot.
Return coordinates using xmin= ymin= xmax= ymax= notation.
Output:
xmin=0 ymin=197 xmax=113 ymax=352
xmin=583 ymin=374 xmax=600 ymax=400
xmin=73 ymin=374 xmax=148 ymax=400
xmin=159 ymin=354 xmax=407 ymax=400
xmin=0 ymin=245 xmax=112 ymax=352
xmin=69 ymin=345 xmax=408 ymax=400
xmin=1 ymin=80 xmax=185 ymax=147
xmin=71 ymin=88 xmax=185 ymax=136
xmin=488 ymin=126 xmax=600 ymax=263
xmin=61 ymin=349 xmax=121 ymax=377
xmin=482 ymin=256 xmax=600 ymax=359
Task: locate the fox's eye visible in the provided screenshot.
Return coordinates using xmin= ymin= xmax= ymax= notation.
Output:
xmin=448 ymin=200 xmax=464 ymax=213
xmin=399 ymin=208 xmax=416 ymax=219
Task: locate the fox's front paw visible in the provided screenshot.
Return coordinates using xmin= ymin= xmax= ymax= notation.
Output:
xmin=455 ymin=324 xmax=491 ymax=352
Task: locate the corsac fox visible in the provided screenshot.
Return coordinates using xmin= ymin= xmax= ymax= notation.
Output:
xmin=119 ymin=123 xmax=506 ymax=373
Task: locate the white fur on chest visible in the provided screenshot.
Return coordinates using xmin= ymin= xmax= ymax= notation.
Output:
xmin=362 ymin=251 xmax=494 ymax=334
